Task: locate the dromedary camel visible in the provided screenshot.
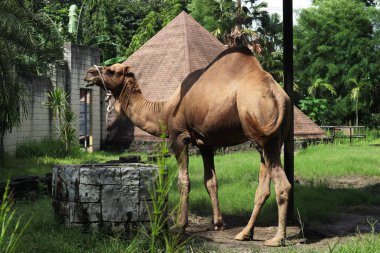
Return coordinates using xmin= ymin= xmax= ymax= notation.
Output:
xmin=85 ymin=47 xmax=292 ymax=246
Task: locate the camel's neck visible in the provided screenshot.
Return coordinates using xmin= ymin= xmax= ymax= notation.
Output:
xmin=120 ymin=91 xmax=168 ymax=137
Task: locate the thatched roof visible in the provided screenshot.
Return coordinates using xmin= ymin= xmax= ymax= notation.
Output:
xmin=110 ymin=11 xmax=327 ymax=144
xmin=294 ymin=107 xmax=327 ymax=140
xmin=124 ymin=11 xmax=226 ymax=101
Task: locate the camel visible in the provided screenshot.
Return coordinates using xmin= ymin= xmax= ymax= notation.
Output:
xmin=85 ymin=47 xmax=292 ymax=246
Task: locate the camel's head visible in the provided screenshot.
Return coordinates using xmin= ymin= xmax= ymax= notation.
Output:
xmin=84 ymin=64 xmax=134 ymax=95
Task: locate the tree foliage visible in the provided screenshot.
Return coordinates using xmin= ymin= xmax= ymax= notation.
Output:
xmin=189 ymin=0 xmax=284 ymax=83
xmin=0 ymin=0 xmax=63 ymax=157
xmin=294 ymin=0 xmax=380 ymax=125
xmin=125 ymin=0 xmax=190 ymax=57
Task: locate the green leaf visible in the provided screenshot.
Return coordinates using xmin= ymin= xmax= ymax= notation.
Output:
xmin=101 ymin=56 xmax=126 ymax=66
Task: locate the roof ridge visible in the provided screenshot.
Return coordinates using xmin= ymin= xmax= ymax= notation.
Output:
xmin=294 ymin=106 xmax=325 ymax=133
xmin=126 ymin=11 xmax=187 ymax=63
xmin=183 ymin=12 xmax=191 ymax=73
xmin=185 ymin=13 xmax=225 ymax=46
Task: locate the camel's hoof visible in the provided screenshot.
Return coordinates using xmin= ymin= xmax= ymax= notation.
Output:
xmin=234 ymin=231 xmax=253 ymax=241
xmin=208 ymin=224 xmax=224 ymax=231
xmin=263 ymin=237 xmax=286 ymax=247
xmin=214 ymin=224 xmax=224 ymax=231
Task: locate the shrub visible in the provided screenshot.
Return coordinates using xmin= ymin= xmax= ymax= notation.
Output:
xmin=16 ymin=139 xmax=81 ymax=159
xmin=44 ymin=87 xmax=77 ymax=156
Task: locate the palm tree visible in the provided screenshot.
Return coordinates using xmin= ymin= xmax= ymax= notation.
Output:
xmin=0 ymin=0 xmax=62 ymax=158
xmin=307 ymin=78 xmax=337 ymax=98
xmin=349 ymin=78 xmax=372 ymax=126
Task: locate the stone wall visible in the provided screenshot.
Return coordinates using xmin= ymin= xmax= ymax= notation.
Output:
xmin=64 ymin=43 xmax=103 ymax=151
xmin=3 ymin=43 xmax=103 ymax=154
xmin=3 ymin=78 xmax=54 ymax=154
xmin=52 ymin=163 xmax=160 ymax=233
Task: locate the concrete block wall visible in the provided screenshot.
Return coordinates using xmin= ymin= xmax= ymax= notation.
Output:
xmin=64 ymin=43 xmax=102 ymax=151
xmin=3 ymin=43 xmax=103 ymax=155
xmin=3 ymin=78 xmax=53 ymax=154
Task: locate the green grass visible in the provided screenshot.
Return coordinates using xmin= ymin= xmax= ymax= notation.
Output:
xmin=1 ymin=143 xmax=380 ymax=252
xmin=275 ymin=229 xmax=380 ymax=253
xmin=12 ymin=197 xmax=134 ymax=253
xmin=332 ymin=231 xmax=380 ymax=253
xmin=0 ymin=150 xmax=145 ymax=180
xmin=166 ymin=144 xmax=380 ymax=224
xmin=295 ymin=144 xmax=380 ymax=178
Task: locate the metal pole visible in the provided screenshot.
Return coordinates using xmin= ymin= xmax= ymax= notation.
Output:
xmin=283 ymin=0 xmax=294 ymax=222
xmin=84 ymin=90 xmax=88 ymax=149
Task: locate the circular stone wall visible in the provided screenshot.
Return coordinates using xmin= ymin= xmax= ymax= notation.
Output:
xmin=52 ymin=163 xmax=160 ymax=233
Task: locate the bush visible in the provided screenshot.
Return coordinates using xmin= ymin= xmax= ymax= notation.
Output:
xmin=16 ymin=139 xmax=81 ymax=159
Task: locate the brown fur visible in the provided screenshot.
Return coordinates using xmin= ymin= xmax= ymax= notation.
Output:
xmin=85 ymin=47 xmax=292 ymax=246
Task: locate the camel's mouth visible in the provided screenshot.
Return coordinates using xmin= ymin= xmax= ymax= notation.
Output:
xmin=84 ymin=68 xmax=101 ymax=87
xmin=84 ymin=79 xmax=96 ymax=87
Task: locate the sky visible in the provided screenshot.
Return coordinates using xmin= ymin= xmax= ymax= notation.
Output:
xmin=261 ymin=0 xmax=313 ymax=20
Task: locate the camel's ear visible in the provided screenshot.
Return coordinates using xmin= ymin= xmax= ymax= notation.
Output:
xmin=124 ymin=65 xmax=135 ymax=78
xmin=123 ymin=65 xmax=130 ymax=75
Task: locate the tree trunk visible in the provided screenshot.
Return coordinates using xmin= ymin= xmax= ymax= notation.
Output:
xmin=355 ymin=99 xmax=359 ymax=126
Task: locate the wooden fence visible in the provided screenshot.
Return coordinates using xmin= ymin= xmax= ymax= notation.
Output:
xmin=320 ymin=126 xmax=366 ymax=143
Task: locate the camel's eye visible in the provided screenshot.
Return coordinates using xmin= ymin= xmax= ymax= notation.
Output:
xmin=107 ymin=69 xmax=115 ymax=75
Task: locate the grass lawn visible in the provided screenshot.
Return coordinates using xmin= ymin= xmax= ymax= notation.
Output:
xmin=1 ymin=143 xmax=380 ymax=252
xmin=167 ymin=144 xmax=380 ymax=224
xmin=0 ymin=150 xmax=145 ymax=179
xmin=12 ymin=197 xmax=133 ymax=253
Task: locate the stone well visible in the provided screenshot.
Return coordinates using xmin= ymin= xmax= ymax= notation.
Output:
xmin=52 ymin=163 xmax=161 ymax=233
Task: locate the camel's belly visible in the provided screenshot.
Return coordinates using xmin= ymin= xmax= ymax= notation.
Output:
xmin=189 ymin=124 xmax=247 ymax=147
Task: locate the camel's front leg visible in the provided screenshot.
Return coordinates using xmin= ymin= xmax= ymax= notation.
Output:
xmin=200 ymin=146 xmax=223 ymax=230
xmin=172 ymin=138 xmax=190 ymax=232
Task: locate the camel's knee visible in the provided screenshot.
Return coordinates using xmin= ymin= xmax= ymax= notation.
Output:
xmin=204 ymin=178 xmax=218 ymax=193
xmin=178 ymin=177 xmax=191 ymax=193
xmin=255 ymin=188 xmax=271 ymax=205
xmin=276 ymin=183 xmax=291 ymax=205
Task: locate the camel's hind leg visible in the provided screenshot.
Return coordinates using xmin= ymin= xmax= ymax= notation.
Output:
xmin=200 ymin=146 xmax=223 ymax=230
xmin=235 ymin=153 xmax=271 ymax=241
xmin=235 ymin=138 xmax=291 ymax=246
xmin=263 ymin=141 xmax=291 ymax=246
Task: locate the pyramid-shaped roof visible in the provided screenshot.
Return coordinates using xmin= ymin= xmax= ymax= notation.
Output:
xmin=124 ymin=11 xmax=226 ymax=101
xmin=294 ymin=107 xmax=327 ymax=140
xmin=117 ymin=11 xmax=327 ymax=142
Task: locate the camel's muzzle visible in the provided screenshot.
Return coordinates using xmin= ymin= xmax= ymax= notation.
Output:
xmin=84 ymin=66 xmax=102 ymax=86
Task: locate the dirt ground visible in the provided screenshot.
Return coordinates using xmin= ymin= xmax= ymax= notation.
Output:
xmin=184 ymin=176 xmax=380 ymax=252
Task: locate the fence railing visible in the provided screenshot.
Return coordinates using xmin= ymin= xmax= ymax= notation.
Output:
xmin=320 ymin=126 xmax=366 ymax=143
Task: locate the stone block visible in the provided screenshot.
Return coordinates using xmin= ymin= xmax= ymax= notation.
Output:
xmin=69 ymin=202 xmax=101 ymax=223
xmin=52 ymin=200 xmax=70 ymax=216
xmin=80 ymin=167 xmax=121 ymax=185
xmin=139 ymin=200 xmax=153 ymax=222
xmin=82 ymin=203 xmax=102 ymax=222
xmin=69 ymin=203 xmax=83 ymax=223
xmin=79 ymin=184 xmax=100 ymax=202
xmin=140 ymin=168 xmax=158 ymax=200
xmin=53 ymin=163 xmax=162 ymax=234
xmin=101 ymin=185 xmax=139 ymax=222
xmin=53 ymin=165 xmax=80 ymax=201
xmin=121 ymin=167 xmax=140 ymax=186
